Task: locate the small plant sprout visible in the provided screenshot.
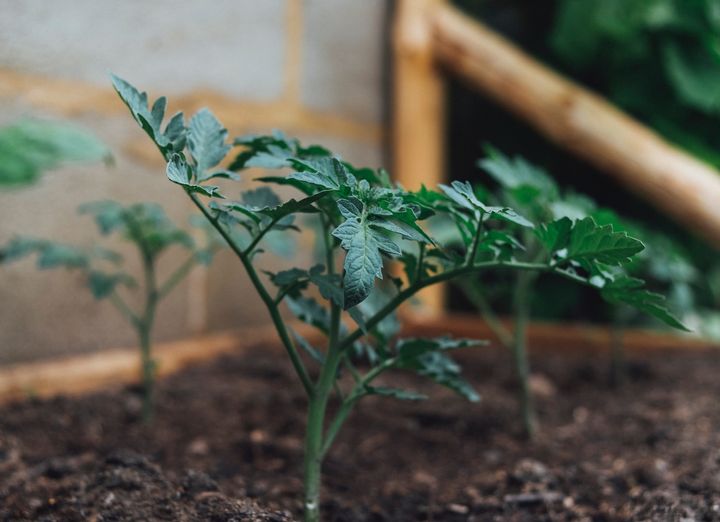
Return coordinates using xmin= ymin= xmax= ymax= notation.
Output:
xmin=589 ymin=210 xmax=699 ymax=386
xmin=0 ymin=119 xmax=111 ymax=187
xmin=1 ymin=201 xmax=222 ymax=423
xmin=111 ymin=75 xmax=686 ymax=522
xmin=451 ymin=147 xmax=689 ymax=437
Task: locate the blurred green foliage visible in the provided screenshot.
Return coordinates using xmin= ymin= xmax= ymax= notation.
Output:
xmin=0 ymin=119 xmax=111 ymax=187
xmin=551 ymin=0 xmax=720 ymax=166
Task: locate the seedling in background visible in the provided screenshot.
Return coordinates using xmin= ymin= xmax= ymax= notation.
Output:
xmin=112 ymin=75 xmax=685 ymax=522
xmin=589 ymin=210 xmax=699 ymax=385
xmin=0 ymin=119 xmax=111 ymax=187
xmin=452 ymin=147 xmax=689 ymax=437
xmin=1 ymin=201 xmax=222 ymax=422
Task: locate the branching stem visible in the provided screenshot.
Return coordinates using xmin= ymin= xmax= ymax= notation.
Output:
xmin=187 ymin=192 xmax=313 ymax=396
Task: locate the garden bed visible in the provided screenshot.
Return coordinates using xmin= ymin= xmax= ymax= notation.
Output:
xmin=2 ymin=321 xmax=719 ymax=521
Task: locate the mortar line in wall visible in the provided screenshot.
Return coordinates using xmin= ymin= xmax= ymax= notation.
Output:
xmin=0 ymin=69 xmax=383 ymax=144
xmin=283 ymin=0 xmax=303 ymax=106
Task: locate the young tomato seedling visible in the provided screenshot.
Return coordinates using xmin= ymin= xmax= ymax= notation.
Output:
xmin=451 ymin=147 xmax=690 ymax=437
xmin=1 ymin=201 xmax=221 ymax=422
xmin=0 ymin=119 xmax=111 ymax=187
xmin=111 ymin=75 xmax=685 ymax=521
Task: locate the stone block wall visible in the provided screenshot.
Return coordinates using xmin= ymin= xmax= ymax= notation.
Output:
xmin=0 ymin=0 xmax=388 ymax=364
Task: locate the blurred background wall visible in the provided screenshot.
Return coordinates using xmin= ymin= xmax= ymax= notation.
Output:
xmin=0 ymin=0 xmax=389 ymax=364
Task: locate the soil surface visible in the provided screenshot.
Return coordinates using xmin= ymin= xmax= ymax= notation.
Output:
xmin=2 ymin=340 xmax=720 ymax=521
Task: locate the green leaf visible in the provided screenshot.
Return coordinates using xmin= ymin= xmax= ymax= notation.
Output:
xmin=664 ymin=41 xmax=720 ymax=114
xmin=439 ymin=181 xmax=533 ymax=228
xmin=393 ymin=338 xmax=483 ymax=402
xmin=286 ymin=296 xmax=331 ymax=334
xmin=0 ymin=119 xmax=111 ymax=187
xmin=478 ymin=146 xmax=558 ymax=196
xmin=88 ymin=270 xmax=135 ymax=299
xmin=535 ymin=217 xmax=573 ymax=252
xmin=111 ymin=74 xmax=186 ymax=154
xmin=0 ymin=237 xmax=90 ymax=269
xmin=333 ymin=198 xmax=403 ymax=309
xmin=599 ymin=276 xmax=689 ymax=331
xmin=166 ymin=154 xmax=221 ymax=198
xmin=188 ymin=109 xmax=231 ymax=180
xmin=80 ymin=201 xmax=194 ymax=260
xmin=365 ymin=386 xmax=428 ymax=401
xmin=288 ymin=157 xmax=349 ymax=190
xmin=566 ymin=217 xmax=644 ymax=267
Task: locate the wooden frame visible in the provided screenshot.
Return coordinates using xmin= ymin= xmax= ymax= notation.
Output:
xmin=1 ymin=317 xmax=713 ymax=405
xmin=392 ymin=1 xmax=720 ymax=290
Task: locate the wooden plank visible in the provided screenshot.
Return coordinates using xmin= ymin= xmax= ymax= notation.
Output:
xmin=403 ymin=313 xmax=718 ymax=354
xmin=0 ymin=323 xmax=317 ymax=405
xmin=2 ymin=314 xmax=714 ymax=406
xmin=392 ymin=0 xmax=447 ymax=314
xmin=430 ymin=3 xmax=720 ymax=248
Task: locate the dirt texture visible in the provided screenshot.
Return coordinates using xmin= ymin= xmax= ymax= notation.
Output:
xmin=1 ymin=340 xmax=720 ymax=521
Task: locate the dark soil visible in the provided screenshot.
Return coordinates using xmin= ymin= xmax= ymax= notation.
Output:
xmin=2 ymin=340 xmax=720 ymax=521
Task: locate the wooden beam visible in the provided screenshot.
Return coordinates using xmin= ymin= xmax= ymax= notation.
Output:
xmin=0 ymin=323 xmax=318 ymax=405
xmin=1 ymin=316 xmax=713 ymax=405
xmin=392 ymin=0 xmax=447 ymax=314
xmin=431 ymin=3 xmax=720 ymax=249
xmin=403 ymin=313 xmax=717 ymax=355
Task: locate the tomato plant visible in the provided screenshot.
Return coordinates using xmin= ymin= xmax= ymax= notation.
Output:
xmin=1 ymin=201 xmax=221 ymax=422
xmin=112 ymin=75 xmax=685 ymax=521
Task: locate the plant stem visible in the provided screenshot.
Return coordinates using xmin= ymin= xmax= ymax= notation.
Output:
xmin=302 ymin=300 xmax=342 ymax=522
xmin=462 ymin=279 xmax=513 ymax=348
xmin=139 ymin=253 xmax=159 ymax=425
xmin=187 ymin=192 xmax=313 ymax=396
xmin=512 ymin=269 xmax=535 ymax=439
xmin=337 ymin=260 xmax=588 ymax=354
xmin=157 ymin=254 xmax=197 ymax=299
xmin=610 ymin=309 xmax=627 ymax=387
xmin=138 ymin=319 xmax=155 ymax=424
xmin=109 ymin=291 xmax=140 ymax=327
xmin=465 ymin=213 xmax=485 ymax=267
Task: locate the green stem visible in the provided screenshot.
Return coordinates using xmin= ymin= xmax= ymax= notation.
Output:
xmin=414 ymin=242 xmax=426 ymax=284
xmin=157 ymin=254 xmax=197 ymax=299
xmin=138 ymin=320 xmax=155 ymax=424
xmin=610 ymin=310 xmax=627 ymax=387
xmin=139 ymin=254 xmax=159 ymax=425
xmin=512 ymin=270 xmax=535 ymax=439
xmin=188 ymin=192 xmax=313 ymax=396
xmin=303 ymin=300 xmax=342 ymax=522
xmin=109 ymin=291 xmax=140 ymax=328
xmin=463 ymin=279 xmax=513 ymax=348
xmin=337 ymin=260 xmax=588 ymax=354
xmin=465 ymin=213 xmax=485 ymax=267
xmin=320 ymin=357 xmax=395 ymax=457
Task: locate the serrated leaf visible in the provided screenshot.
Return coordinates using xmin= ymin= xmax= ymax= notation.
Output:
xmin=333 ymin=199 xmax=404 ymax=309
xmin=599 ymin=276 xmax=689 ymax=331
xmin=111 ymin=74 xmax=185 ymax=154
xmin=188 ymin=109 xmax=231 ymax=180
xmin=535 ymin=217 xmax=573 ymax=252
xmin=439 ymin=181 xmax=533 ymax=228
xmin=394 ymin=338 xmax=483 ymax=402
xmin=166 ymin=154 xmax=221 ymax=198
xmin=566 ymin=217 xmax=644 ymax=267
xmin=365 ymin=386 xmax=428 ymax=401
xmin=396 ymin=337 xmax=487 ymax=363
xmin=288 ymin=157 xmax=348 ymax=190
xmin=479 ymin=146 xmax=558 ymax=196
xmin=286 ymin=296 xmax=331 ymax=334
